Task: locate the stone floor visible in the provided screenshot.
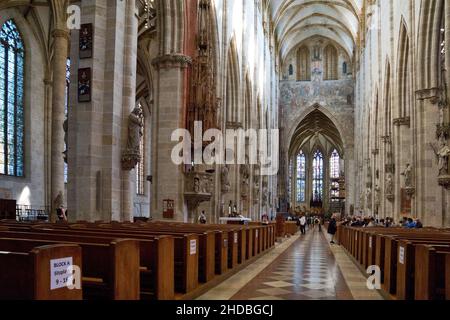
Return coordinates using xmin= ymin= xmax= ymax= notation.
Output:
xmin=198 ymin=227 xmax=384 ymax=300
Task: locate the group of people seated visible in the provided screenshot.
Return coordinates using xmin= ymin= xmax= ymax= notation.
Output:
xmin=340 ymin=215 xmax=423 ymax=229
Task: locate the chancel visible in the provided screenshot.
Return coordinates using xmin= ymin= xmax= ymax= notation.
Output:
xmin=0 ymin=0 xmax=449 ymax=302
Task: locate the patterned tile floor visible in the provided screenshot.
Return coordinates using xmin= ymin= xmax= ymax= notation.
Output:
xmin=230 ymin=229 xmax=355 ymax=300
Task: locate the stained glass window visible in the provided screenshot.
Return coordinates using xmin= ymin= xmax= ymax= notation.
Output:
xmin=0 ymin=20 xmax=24 ymax=177
xmin=330 ymin=149 xmax=340 ymax=200
xmin=288 ymin=158 xmax=292 ymax=203
xmin=296 ymin=151 xmax=306 ymax=203
xmin=136 ymin=109 xmax=145 ymax=195
xmin=312 ymin=150 xmax=323 ymax=202
xmin=330 ymin=149 xmax=340 ymax=179
xmin=64 ymin=58 xmax=70 ymax=184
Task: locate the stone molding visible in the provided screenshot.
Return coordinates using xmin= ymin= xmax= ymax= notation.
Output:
xmin=152 ymin=54 xmax=192 ymax=69
xmin=393 ymin=117 xmax=411 ymax=127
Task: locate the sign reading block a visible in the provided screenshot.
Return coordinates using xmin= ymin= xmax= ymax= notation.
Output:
xmin=50 ymin=257 xmax=73 ymax=290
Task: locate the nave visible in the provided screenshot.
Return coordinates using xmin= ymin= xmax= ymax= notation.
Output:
xmin=200 ymin=227 xmax=382 ymax=300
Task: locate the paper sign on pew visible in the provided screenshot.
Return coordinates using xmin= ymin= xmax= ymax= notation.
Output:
xmin=190 ymin=240 xmax=197 ymax=255
xmin=399 ymin=246 xmax=405 ymax=265
xmin=50 ymin=257 xmax=73 ymax=290
xmin=234 ymin=233 xmax=238 ymax=244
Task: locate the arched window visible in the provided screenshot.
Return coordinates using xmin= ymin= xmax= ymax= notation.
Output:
xmin=312 ymin=150 xmax=324 ymax=201
xmin=136 ymin=109 xmax=145 ymax=195
xmin=439 ymin=14 xmax=445 ymax=86
xmin=296 ymin=151 xmax=306 ymax=203
xmin=330 ymin=149 xmax=340 ymax=178
xmin=64 ymin=58 xmax=70 ymax=184
xmin=288 ymin=64 xmax=293 ymax=76
xmin=342 ymin=62 xmax=347 ymax=75
xmin=330 ymin=150 xmax=340 ymax=200
xmin=0 ymin=20 xmax=24 ymax=177
xmin=296 ymin=46 xmax=311 ymax=81
xmin=324 ymin=45 xmax=338 ymax=80
xmin=288 ymin=158 xmax=293 ymax=203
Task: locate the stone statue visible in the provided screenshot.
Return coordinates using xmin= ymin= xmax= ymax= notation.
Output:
xmin=240 ymin=163 xmax=250 ymax=197
xmin=401 ymin=163 xmax=413 ymax=188
xmin=385 ymin=173 xmax=394 ymax=195
xmin=359 ymin=191 xmax=365 ymax=209
xmin=374 ymin=184 xmax=381 ymax=207
xmin=366 ymin=188 xmax=372 ymax=209
xmin=194 ymin=176 xmax=200 ymax=193
xmin=262 ymin=179 xmax=269 ymax=206
xmin=127 ymin=105 xmax=144 ymax=153
xmin=122 ymin=105 xmax=144 ymax=170
xmin=221 ymin=165 xmax=231 ymax=193
xmin=431 ymin=134 xmax=450 ymax=176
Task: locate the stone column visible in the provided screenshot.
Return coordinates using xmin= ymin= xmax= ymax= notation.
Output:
xmin=50 ymin=28 xmax=70 ymax=221
xmin=121 ymin=0 xmax=138 ymax=222
xmin=151 ymin=54 xmax=191 ymax=221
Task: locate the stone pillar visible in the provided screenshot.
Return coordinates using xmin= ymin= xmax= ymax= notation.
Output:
xmin=121 ymin=0 xmax=138 ymax=222
xmin=50 ymin=29 xmax=70 ymax=221
xmin=68 ymin=0 xmax=137 ymax=222
xmin=151 ymin=54 xmax=191 ymax=221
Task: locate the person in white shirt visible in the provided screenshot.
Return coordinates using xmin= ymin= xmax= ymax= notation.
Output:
xmin=299 ymin=215 xmax=307 ymax=235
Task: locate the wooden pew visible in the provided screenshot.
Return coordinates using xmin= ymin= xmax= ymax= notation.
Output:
xmin=0 ymin=244 xmax=82 ymax=300
xmin=0 ymin=237 xmax=140 ymax=300
xmin=13 ymin=224 xmax=197 ymax=295
xmin=0 ymin=228 xmax=174 ymax=300
xmin=415 ymin=244 xmax=450 ymax=300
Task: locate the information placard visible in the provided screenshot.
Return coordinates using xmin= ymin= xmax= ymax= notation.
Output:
xmin=399 ymin=247 xmax=405 ymax=265
xmin=234 ymin=233 xmax=238 ymax=244
xmin=190 ymin=240 xmax=197 ymax=255
xmin=50 ymin=257 xmax=73 ymax=290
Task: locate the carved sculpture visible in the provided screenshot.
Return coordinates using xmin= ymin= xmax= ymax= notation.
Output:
xmin=385 ymin=173 xmax=394 ymax=200
xmin=401 ymin=163 xmax=413 ymax=188
xmin=359 ymin=191 xmax=365 ymax=209
xmin=365 ymin=188 xmax=372 ymax=209
xmin=122 ymin=105 xmax=144 ymax=170
xmin=431 ymin=134 xmax=450 ymax=176
xmin=374 ymin=184 xmax=381 ymax=207
xmin=240 ymin=164 xmax=250 ymax=198
xmin=221 ymin=165 xmax=231 ymax=193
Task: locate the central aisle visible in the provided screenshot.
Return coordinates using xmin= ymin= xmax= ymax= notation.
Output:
xmin=230 ymin=229 xmax=353 ymax=300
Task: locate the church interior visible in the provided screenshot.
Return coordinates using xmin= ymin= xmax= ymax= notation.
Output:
xmin=0 ymin=0 xmax=450 ymax=302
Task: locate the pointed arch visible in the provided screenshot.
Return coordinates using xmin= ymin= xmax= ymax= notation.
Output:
xmin=416 ymin=0 xmax=445 ymax=90
xmin=324 ymin=44 xmax=338 ymax=80
xmin=397 ymin=18 xmax=411 ymax=118
xmin=225 ymin=37 xmax=240 ymax=124
xmin=0 ymin=19 xmax=25 ymax=176
xmin=296 ymin=45 xmax=310 ymax=81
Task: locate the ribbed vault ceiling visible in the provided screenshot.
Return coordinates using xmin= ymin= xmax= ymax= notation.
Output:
xmin=289 ymin=110 xmax=344 ymax=156
xmin=269 ymin=0 xmax=362 ymax=60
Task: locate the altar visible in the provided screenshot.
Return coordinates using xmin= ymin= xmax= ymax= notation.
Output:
xmin=219 ymin=217 xmax=252 ymax=225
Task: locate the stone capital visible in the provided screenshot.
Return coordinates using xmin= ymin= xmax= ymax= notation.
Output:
xmin=152 ymin=54 xmax=192 ymax=69
xmin=393 ymin=117 xmax=411 ymax=127
xmin=52 ymin=29 xmax=71 ymax=41
xmin=415 ymin=87 xmax=440 ymax=104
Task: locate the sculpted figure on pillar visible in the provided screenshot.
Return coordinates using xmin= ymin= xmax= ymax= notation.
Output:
xmin=122 ymin=105 xmax=144 ymax=170
xmin=221 ymin=165 xmax=231 ymax=193
xmin=431 ymin=134 xmax=450 ymax=176
xmin=401 ymin=163 xmax=413 ymax=188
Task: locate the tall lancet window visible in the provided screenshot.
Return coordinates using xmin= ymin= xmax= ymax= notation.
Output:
xmin=288 ymin=158 xmax=293 ymax=203
xmin=330 ymin=149 xmax=340 ymax=200
xmin=64 ymin=58 xmax=70 ymax=184
xmin=312 ymin=150 xmax=324 ymax=201
xmin=296 ymin=151 xmax=306 ymax=203
xmin=136 ymin=107 xmax=145 ymax=195
xmin=0 ymin=20 xmax=24 ymax=176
